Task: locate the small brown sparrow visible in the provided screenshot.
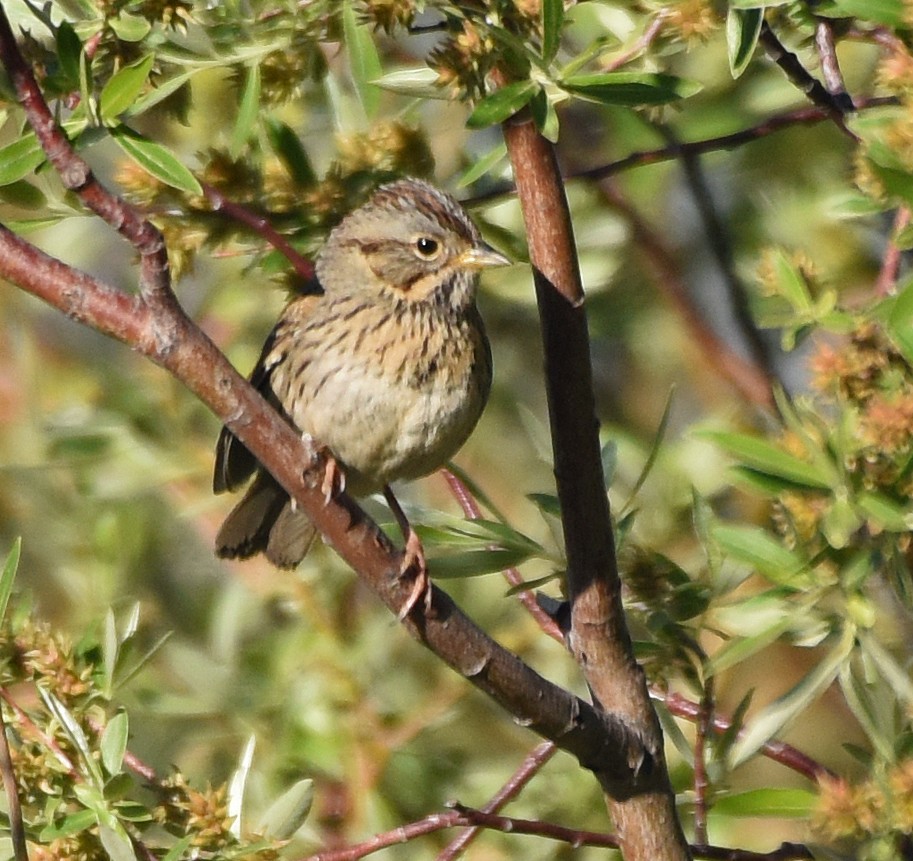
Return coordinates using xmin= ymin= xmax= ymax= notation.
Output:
xmin=213 ymin=178 xmax=508 ymax=596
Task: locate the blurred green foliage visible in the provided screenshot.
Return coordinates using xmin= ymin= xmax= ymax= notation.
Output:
xmin=3 ymin=0 xmax=913 ymax=858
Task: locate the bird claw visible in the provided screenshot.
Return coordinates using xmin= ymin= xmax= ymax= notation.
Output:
xmin=319 ymin=449 xmax=345 ymax=505
xmin=397 ymin=527 xmax=431 ymax=620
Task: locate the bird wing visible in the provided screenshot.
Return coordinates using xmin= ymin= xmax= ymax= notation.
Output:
xmin=212 ymin=326 xmax=287 ymax=493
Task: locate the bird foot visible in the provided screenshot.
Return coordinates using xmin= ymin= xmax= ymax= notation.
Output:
xmin=319 ymin=448 xmax=346 ymax=505
xmin=397 ymin=526 xmax=431 ymax=620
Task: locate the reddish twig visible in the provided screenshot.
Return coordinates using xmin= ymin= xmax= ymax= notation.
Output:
xmin=661 ymin=691 xmax=835 ymax=783
xmin=876 ymin=206 xmax=911 ymax=297
xmin=436 ymin=742 xmax=557 ymax=860
xmin=558 ymin=97 xmax=894 ymax=189
xmin=0 ymin=695 xmax=28 ymax=861
xmin=201 ymin=182 xmax=316 ymax=281
xmin=0 ymin=688 xmax=76 ymax=776
xmin=440 ymin=470 xmax=563 ymax=641
xmin=605 ymin=12 xmax=667 ymax=72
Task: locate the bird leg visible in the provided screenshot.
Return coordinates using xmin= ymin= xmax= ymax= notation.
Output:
xmin=383 ymin=485 xmax=430 ymax=619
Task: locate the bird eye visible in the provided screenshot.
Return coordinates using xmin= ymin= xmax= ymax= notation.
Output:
xmin=415 ymin=236 xmax=440 ymax=258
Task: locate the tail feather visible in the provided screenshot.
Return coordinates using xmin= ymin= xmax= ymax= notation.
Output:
xmin=215 ymin=473 xmax=316 ymax=569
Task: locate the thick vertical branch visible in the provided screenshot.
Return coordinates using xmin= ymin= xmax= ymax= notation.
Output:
xmin=499 ymin=110 xmax=690 ymax=860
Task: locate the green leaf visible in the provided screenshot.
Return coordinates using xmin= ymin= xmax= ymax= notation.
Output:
xmin=39 ymin=688 xmax=105 ymax=787
xmin=700 ymin=430 xmax=834 ymax=489
xmin=887 ymin=278 xmax=913 ymax=364
xmin=726 ymin=8 xmax=763 ymax=79
xmin=0 ymin=538 xmax=20 ymax=626
xmin=110 ymin=126 xmax=202 ymax=195
xmin=266 ymin=117 xmax=316 ymax=188
xmin=530 ymin=88 xmax=560 ymax=142
xmin=372 ymin=67 xmax=446 ymax=99
xmin=712 ymin=788 xmax=817 ymax=818
xmin=228 ymin=735 xmax=256 ymax=838
xmin=0 ymin=134 xmax=46 ymax=186
xmin=257 ymin=778 xmax=314 ymax=840
xmin=429 ymin=547 xmax=534 ymax=578
xmin=101 ymin=711 xmax=129 ymax=776
xmin=457 ymin=142 xmax=508 ymax=188
xmin=126 ymin=70 xmax=194 ymax=118
xmin=621 ymin=387 xmax=674 ymax=514
xmin=100 ymin=55 xmax=155 ymax=124
xmin=706 ymin=617 xmax=794 ymax=676
xmin=838 ymin=661 xmax=895 ymax=761
xmin=858 ymin=631 xmax=913 ymax=705
xmin=99 ymin=822 xmax=137 ymax=861
xmin=730 ymin=625 xmax=855 ymax=766
xmin=38 ymin=809 xmax=97 ymax=841
xmin=855 ymin=491 xmax=913 ymax=531
xmin=560 ymin=72 xmax=701 ymax=106
xmin=162 ymin=835 xmax=194 ymax=861
xmin=711 ymin=524 xmax=808 ymax=587
xmin=231 ymin=63 xmax=261 ymax=157
xmin=109 ymin=11 xmax=152 ymax=42
xmin=542 ymin=0 xmax=564 ymax=62
xmin=343 ymin=0 xmax=382 ymax=117
xmin=467 ymin=80 xmax=538 ymax=129
xmin=820 ymin=0 xmax=904 ymax=26
xmin=56 ymin=20 xmax=83 ymax=90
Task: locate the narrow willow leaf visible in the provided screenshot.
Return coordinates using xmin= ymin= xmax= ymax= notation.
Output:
xmin=730 ymin=626 xmax=855 ymax=767
xmin=231 ymin=63 xmax=261 ymax=157
xmin=712 ymin=788 xmax=817 ymax=818
xmin=467 ymin=80 xmax=538 ymax=129
xmin=838 ymin=663 xmax=895 ymax=761
xmin=530 ymin=88 xmax=560 ymax=142
xmin=228 ymin=735 xmax=256 ymax=838
xmin=711 ymin=524 xmax=808 ymax=587
xmin=56 ymin=20 xmax=83 ymax=89
xmin=0 ymin=134 xmax=46 ymax=186
xmin=100 ymin=55 xmax=154 ymax=123
xmin=705 ymin=617 xmax=794 ymax=676
xmin=38 ymin=809 xmax=97 ymax=841
xmin=110 ymin=126 xmax=202 ymax=195
xmin=621 ymin=387 xmax=674 ymax=514
xmin=457 ymin=142 xmax=507 ymax=187
xmin=726 ymin=8 xmax=763 ymax=79
xmin=0 ymin=538 xmax=21 ymax=624
xmin=372 ymin=67 xmax=446 ymax=99
xmin=257 ymin=779 xmax=314 ymax=840
xmin=560 ymin=71 xmax=700 ymax=106
xmin=162 ymin=836 xmax=194 ymax=861
xmin=343 ymin=0 xmax=382 ymax=117
xmin=101 ymin=712 xmax=129 ymax=777
xmin=856 ymin=491 xmax=913 ymax=531
xmin=542 ymin=0 xmax=564 ymax=62
xmin=858 ymin=631 xmax=913 ymax=705
xmin=99 ymin=823 xmax=137 ymax=861
xmin=126 ymin=70 xmax=194 ymax=117
xmin=109 ymin=11 xmax=152 ymax=41
xmin=266 ymin=117 xmax=316 ymax=187
xmin=39 ymin=688 xmax=105 ymax=787
xmin=701 ymin=430 xmax=834 ymax=489
xmin=429 ymin=547 xmax=533 ymax=578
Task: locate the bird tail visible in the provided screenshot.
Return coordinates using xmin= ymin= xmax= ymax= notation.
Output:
xmin=215 ymin=473 xmax=317 ymax=569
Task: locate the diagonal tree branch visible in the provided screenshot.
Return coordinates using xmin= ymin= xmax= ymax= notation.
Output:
xmin=0 ymin=4 xmax=658 ymax=807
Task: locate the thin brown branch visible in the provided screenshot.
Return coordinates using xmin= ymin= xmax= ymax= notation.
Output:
xmin=660 ymin=691 xmax=836 ymax=783
xmin=759 ymin=22 xmax=856 ymax=138
xmin=876 ymin=206 xmax=911 ymax=297
xmin=814 ymin=19 xmax=853 ymax=111
xmin=561 ymin=97 xmax=895 ymax=188
xmin=440 ymin=469 xmax=563 ymax=641
xmin=0 ymin=696 xmax=28 ymax=861
xmin=597 ymin=179 xmax=775 ymax=409
xmin=692 ymin=843 xmax=813 ymax=861
xmin=201 ymin=182 xmax=316 ymax=281
xmin=436 ymin=742 xmax=557 ymax=860
xmin=499 ymin=91 xmax=691 ymax=859
xmin=692 ymin=678 xmax=714 ymax=845
xmin=0 ymin=4 xmax=655 ymax=801
xmin=605 ymin=12 xmax=667 ymax=72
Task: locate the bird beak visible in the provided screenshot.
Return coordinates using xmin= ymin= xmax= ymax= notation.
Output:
xmin=460 ymin=242 xmax=511 ymax=270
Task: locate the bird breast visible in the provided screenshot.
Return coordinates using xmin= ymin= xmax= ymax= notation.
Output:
xmin=268 ymin=293 xmax=491 ymax=495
